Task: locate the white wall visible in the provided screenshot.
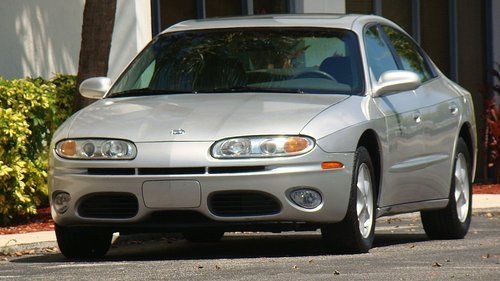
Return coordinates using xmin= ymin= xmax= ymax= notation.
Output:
xmin=108 ymin=0 xmax=152 ymax=80
xmin=0 ymin=0 xmax=85 ymax=79
xmin=0 ymin=0 xmax=152 ymax=81
xmin=296 ymin=0 xmax=345 ymax=13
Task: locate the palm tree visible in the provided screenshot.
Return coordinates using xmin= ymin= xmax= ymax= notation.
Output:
xmin=74 ymin=0 xmax=117 ymax=110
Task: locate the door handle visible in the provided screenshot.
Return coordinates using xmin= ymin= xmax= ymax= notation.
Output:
xmin=413 ymin=112 xmax=422 ymax=124
xmin=449 ymin=103 xmax=459 ymax=115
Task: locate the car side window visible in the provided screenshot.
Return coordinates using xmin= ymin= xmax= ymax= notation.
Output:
xmin=382 ymin=26 xmax=433 ymax=82
xmin=363 ymin=25 xmax=399 ymax=81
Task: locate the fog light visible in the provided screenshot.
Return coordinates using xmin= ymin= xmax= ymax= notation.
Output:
xmin=289 ymin=189 xmax=322 ymax=209
xmin=53 ymin=192 xmax=71 ymax=214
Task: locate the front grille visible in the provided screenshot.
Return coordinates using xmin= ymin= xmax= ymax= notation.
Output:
xmin=208 ymin=166 xmax=266 ymax=174
xmin=85 ymin=166 xmax=267 ymax=176
xmin=209 ymin=191 xmax=281 ymax=217
xmin=78 ymin=193 xmax=139 ymax=219
xmin=88 ymin=168 xmax=135 ymax=175
xmin=138 ymin=167 xmax=205 ymax=175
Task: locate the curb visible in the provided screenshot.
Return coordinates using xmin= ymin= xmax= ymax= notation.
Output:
xmin=0 ymin=232 xmax=182 ymax=256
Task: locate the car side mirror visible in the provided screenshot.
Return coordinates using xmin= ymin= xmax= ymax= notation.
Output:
xmin=372 ymin=70 xmax=421 ymax=97
xmin=79 ymin=77 xmax=111 ymax=99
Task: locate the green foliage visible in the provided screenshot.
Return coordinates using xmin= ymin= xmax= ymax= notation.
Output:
xmin=0 ymin=74 xmax=75 ymax=224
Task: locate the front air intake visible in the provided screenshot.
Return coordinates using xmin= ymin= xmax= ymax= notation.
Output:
xmin=78 ymin=193 xmax=138 ymax=219
xmin=208 ymin=191 xmax=281 ymax=217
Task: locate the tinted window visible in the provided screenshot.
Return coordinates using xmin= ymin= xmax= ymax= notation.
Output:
xmin=109 ymin=28 xmax=364 ymax=97
xmin=364 ymin=25 xmax=399 ymax=81
xmin=253 ymin=0 xmax=287 ymax=14
xmin=382 ymin=26 xmax=433 ymax=82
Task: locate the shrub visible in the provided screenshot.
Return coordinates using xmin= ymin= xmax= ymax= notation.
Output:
xmin=0 ymin=74 xmax=75 ymax=225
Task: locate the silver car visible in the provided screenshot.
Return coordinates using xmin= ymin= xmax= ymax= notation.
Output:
xmin=49 ymin=14 xmax=476 ymax=259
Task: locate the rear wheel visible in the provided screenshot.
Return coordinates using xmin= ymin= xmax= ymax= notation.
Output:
xmin=183 ymin=230 xmax=224 ymax=243
xmin=321 ymin=146 xmax=376 ymax=253
xmin=421 ymin=138 xmax=472 ymax=239
xmin=55 ymin=225 xmax=112 ymax=259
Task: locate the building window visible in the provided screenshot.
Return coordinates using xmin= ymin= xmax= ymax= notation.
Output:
xmin=253 ymin=0 xmax=287 ymax=14
xmin=381 ymin=0 xmax=412 ymax=34
xmin=206 ymin=0 xmax=242 ymax=17
xmin=346 ymin=0 xmax=373 ymax=14
xmin=420 ymin=0 xmax=449 ymax=75
xmin=159 ymin=0 xmax=197 ymax=30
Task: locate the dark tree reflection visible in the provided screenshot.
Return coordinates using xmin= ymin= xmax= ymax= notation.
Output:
xmin=109 ymin=28 xmax=363 ymax=96
xmin=382 ymin=26 xmax=432 ymax=82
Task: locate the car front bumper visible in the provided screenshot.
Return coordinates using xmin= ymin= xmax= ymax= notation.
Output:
xmin=49 ymin=142 xmax=354 ymax=230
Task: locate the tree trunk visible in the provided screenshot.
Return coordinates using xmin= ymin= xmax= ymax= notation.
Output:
xmin=74 ymin=0 xmax=117 ymax=111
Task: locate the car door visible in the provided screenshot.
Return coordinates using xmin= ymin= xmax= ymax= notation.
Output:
xmin=364 ymin=24 xmax=427 ymax=207
xmin=382 ymin=25 xmax=460 ymax=201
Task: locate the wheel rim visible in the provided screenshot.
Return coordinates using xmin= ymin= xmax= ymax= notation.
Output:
xmin=356 ymin=163 xmax=374 ymax=238
xmin=454 ymin=153 xmax=470 ymax=223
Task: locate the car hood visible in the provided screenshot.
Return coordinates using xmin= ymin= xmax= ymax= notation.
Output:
xmin=67 ymin=93 xmax=349 ymax=142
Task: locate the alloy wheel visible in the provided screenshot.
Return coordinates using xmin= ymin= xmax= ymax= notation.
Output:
xmin=356 ymin=163 xmax=374 ymax=238
xmin=454 ymin=153 xmax=470 ymax=222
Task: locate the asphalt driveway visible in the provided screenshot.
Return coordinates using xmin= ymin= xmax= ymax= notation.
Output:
xmin=1 ymin=213 xmax=499 ymax=280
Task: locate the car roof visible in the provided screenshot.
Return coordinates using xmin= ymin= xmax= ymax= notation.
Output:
xmin=162 ymin=14 xmax=384 ymax=34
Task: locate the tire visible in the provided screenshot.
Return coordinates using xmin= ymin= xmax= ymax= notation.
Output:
xmin=183 ymin=230 xmax=224 ymax=243
xmin=321 ymin=146 xmax=376 ymax=254
xmin=420 ymin=138 xmax=472 ymax=239
xmin=55 ymin=225 xmax=112 ymax=259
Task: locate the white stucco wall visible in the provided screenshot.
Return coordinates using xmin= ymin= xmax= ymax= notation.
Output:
xmin=107 ymin=0 xmax=152 ymax=80
xmin=0 ymin=0 xmax=85 ymax=79
xmin=0 ymin=0 xmax=152 ymax=81
xmin=297 ymin=0 xmax=345 ymax=13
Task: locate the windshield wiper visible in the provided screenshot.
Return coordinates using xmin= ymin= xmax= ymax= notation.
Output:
xmin=107 ymin=88 xmax=193 ymax=98
xmin=108 ymin=86 xmax=305 ymax=98
xmin=196 ymin=86 xmax=305 ymax=94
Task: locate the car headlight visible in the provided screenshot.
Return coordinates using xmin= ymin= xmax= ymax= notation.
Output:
xmin=55 ymin=139 xmax=137 ymax=160
xmin=211 ymin=136 xmax=315 ymax=158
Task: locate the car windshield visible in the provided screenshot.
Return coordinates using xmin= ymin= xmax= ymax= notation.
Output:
xmin=108 ymin=28 xmax=364 ymax=97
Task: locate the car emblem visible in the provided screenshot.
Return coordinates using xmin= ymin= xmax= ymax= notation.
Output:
xmin=171 ymin=129 xmax=186 ymax=135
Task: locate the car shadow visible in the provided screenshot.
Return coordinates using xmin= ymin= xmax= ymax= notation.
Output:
xmin=11 ymin=232 xmax=429 ymax=263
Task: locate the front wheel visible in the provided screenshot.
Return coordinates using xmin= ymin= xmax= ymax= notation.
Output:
xmin=55 ymin=225 xmax=112 ymax=260
xmin=420 ymin=138 xmax=472 ymax=239
xmin=321 ymin=146 xmax=376 ymax=253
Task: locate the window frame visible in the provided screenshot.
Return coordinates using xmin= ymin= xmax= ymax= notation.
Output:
xmin=362 ymin=22 xmax=401 ymax=84
xmin=379 ymin=24 xmax=438 ymax=83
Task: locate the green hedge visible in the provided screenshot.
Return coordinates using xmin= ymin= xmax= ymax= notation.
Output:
xmin=0 ymin=74 xmax=75 ymax=225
